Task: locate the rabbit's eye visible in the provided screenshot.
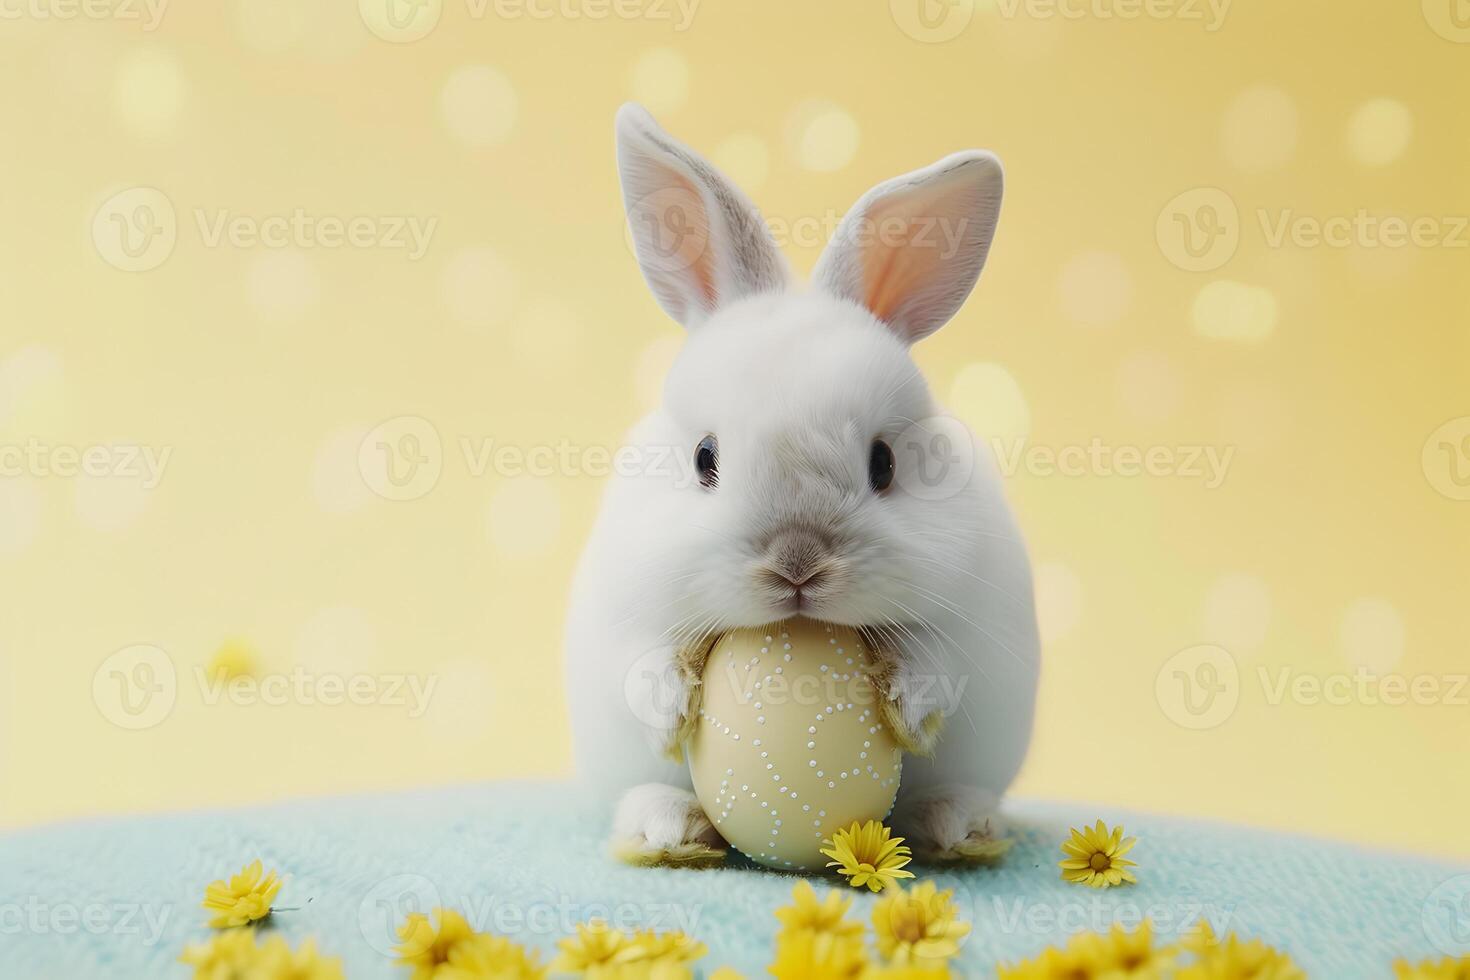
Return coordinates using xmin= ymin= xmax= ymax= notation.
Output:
xmin=695 ymin=434 xmax=719 ymax=489
xmin=869 ymin=439 xmax=894 ymax=493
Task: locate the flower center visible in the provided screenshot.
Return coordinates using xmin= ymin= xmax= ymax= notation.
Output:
xmin=1089 ymin=853 xmax=1111 ymax=871
xmin=895 ymin=911 xmax=924 ymax=943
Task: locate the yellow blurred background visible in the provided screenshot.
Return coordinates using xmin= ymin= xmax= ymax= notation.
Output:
xmin=1 ymin=0 xmax=1467 ymax=859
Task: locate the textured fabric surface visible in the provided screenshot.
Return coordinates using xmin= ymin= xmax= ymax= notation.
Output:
xmin=2 ymin=782 xmax=1463 ymax=978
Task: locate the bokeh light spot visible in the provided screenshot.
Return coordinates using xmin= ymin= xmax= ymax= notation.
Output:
xmin=1192 ymin=280 xmax=1279 ymax=344
xmin=440 ymin=65 xmax=518 ymax=148
xmin=1220 ymin=85 xmax=1297 ymax=173
xmin=630 ymin=48 xmax=690 ymax=115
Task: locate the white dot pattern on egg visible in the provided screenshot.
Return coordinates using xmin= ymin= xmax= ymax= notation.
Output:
xmin=688 ymin=619 xmax=902 ymax=871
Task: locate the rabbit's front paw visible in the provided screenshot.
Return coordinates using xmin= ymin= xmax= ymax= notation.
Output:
xmin=627 ymin=638 xmax=715 ymax=762
xmin=865 ymin=638 xmax=947 ymax=757
xmin=610 ymin=783 xmax=726 ymax=868
xmin=896 ymin=784 xmax=1012 ymax=865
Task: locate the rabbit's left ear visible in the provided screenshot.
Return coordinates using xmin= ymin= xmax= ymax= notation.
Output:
xmin=813 ymin=152 xmax=1003 ymax=343
xmin=616 ymin=103 xmax=789 ymax=329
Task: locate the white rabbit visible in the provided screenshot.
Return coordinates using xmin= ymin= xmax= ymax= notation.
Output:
xmin=565 ymin=104 xmax=1039 ymax=865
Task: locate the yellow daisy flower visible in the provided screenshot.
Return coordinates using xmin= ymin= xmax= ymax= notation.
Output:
xmin=180 ymin=931 xmax=344 ymax=980
xmin=1177 ymin=925 xmax=1303 ymax=979
xmin=438 ymin=932 xmax=547 ymax=980
xmin=181 ymin=928 xmax=262 ymax=977
xmin=821 ymin=820 xmax=916 ymax=893
xmin=201 ymin=858 xmax=284 ymax=928
xmin=550 ymin=920 xmax=636 ymax=973
xmin=1175 ymin=921 xmax=1304 ymax=980
xmin=997 ymin=943 xmax=1095 ymax=980
xmin=616 ymin=928 xmax=708 ymax=965
xmin=1069 ymin=921 xmax=1171 ymax=977
xmin=395 ymin=907 xmax=477 ymax=979
xmin=774 ymin=881 xmax=863 ymax=938
xmin=1001 ymin=922 xmax=1169 ymax=978
xmin=585 ymin=962 xmax=694 ymax=980
xmin=1394 ymin=956 xmax=1470 ymax=980
xmin=770 ymin=929 xmax=869 ymax=980
xmin=1058 ymin=820 xmax=1138 ymax=889
xmin=871 ymin=881 xmax=970 ymax=966
xmin=253 ymin=936 xmax=347 ymax=980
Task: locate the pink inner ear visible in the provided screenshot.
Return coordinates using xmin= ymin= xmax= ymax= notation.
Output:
xmin=665 ymin=170 xmax=717 ymax=309
xmin=858 ymin=186 xmax=950 ymax=330
xmin=632 ymin=166 xmax=718 ymax=316
xmin=852 ymin=166 xmax=987 ymax=339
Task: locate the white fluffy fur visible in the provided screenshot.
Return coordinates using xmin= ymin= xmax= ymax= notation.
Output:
xmin=567 ymin=105 xmax=1040 ymax=860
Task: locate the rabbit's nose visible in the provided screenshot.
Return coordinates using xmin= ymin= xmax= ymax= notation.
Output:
xmin=766 ymin=528 xmax=833 ymax=588
xmin=776 ymin=566 xmax=820 ymax=588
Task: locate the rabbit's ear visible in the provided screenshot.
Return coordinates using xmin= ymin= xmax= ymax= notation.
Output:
xmin=813 ymin=152 xmax=1003 ymax=344
xmin=616 ymin=104 xmax=788 ymax=328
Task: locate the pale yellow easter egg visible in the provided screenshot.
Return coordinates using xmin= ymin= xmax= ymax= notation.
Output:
xmin=688 ymin=619 xmax=903 ymax=870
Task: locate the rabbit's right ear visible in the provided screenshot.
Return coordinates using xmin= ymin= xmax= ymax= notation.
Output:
xmin=616 ymin=104 xmax=788 ymax=328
